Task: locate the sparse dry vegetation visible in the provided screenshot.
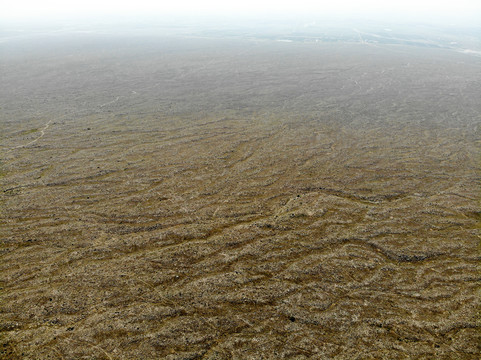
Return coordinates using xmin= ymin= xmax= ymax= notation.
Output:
xmin=1 ymin=32 xmax=480 ymax=359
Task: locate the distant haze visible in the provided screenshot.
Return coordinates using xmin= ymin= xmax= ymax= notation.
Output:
xmin=2 ymin=0 xmax=481 ymax=27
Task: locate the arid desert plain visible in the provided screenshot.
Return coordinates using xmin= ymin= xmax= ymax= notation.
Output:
xmin=1 ymin=24 xmax=480 ymax=359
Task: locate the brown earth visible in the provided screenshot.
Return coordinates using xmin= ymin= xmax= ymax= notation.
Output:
xmin=1 ymin=35 xmax=480 ymax=359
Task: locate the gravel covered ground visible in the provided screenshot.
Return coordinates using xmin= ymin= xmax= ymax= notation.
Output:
xmin=1 ymin=34 xmax=480 ymax=359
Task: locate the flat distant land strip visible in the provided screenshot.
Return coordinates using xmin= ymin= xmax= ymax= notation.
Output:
xmin=1 ymin=32 xmax=480 ymax=359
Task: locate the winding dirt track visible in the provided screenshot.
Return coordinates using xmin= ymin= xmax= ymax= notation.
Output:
xmin=6 ymin=119 xmax=53 ymax=154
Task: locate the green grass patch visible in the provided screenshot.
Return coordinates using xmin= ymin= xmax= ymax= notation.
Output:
xmin=20 ymin=128 xmax=39 ymax=135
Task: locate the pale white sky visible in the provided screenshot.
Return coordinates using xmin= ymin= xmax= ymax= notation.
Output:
xmin=2 ymin=0 xmax=481 ymax=24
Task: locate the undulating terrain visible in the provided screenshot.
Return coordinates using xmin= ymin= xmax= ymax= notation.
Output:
xmin=1 ymin=29 xmax=480 ymax=359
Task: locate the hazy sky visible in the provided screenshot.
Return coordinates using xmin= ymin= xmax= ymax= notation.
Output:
xmin=2 ymin=0 xmax=481 ymax=25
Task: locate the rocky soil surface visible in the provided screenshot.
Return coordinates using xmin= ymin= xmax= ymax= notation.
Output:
xmin=1 ymin=35 xmax=480 ymax=359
